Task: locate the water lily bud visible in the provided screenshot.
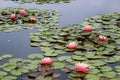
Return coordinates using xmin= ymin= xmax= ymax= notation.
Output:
xmin=99 ymin=35 xmax=107 ymax=41
xmin=29 ymin=17 xmax=36 ymax=23
xmin=10 ymin=14 xmax=16 ymax=20
xmin=67 ymin=41 xmax=78 ymax=49
xmin=83 ymin=25 xmax=92 ymax=32
xmin=75 ymin=62 xmax=89 ymax=73
xmin=19 ymin=10 xmax=27 ymax=16
xmin=41 ymin=57 xmax=53 ymax=65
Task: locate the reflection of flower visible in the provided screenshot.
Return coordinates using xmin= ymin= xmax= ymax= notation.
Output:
xmin=75 ymin=62 xmax=89 ymax=73
xmin=67 ymin=41 xmax=78 ymax=49
xmin=83 ymin=25 xmax=92 ymax=32
xmin=41 ymin=57 xmax=53 ymax=65
xmin=99 ymin=35 xmax=107 ymax=41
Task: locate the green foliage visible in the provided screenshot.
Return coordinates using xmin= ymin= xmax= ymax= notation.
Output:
xmin=0 ymin=7 xmax=60 ymax=32
xmin=9 ymin=0 xmax=72 ymax=4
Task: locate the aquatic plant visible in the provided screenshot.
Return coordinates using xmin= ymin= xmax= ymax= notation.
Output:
xmin=41 ymin=57 xmax=53 ymax=65
xmin=67 ymin=41 xmax=78 ymax=49
xmin=0 ymin=12 xmax=120 ymax=80
xmin=8 ymin=0 xmax=73 ymax=4
xmin=10 ymin=13 xmax=16 ymax=20
xmin=75 ymin=62 xmax=89 ymax=73
xmin=99 ymin=35 xmax=107 ymax=41
xmin=83 ymin=25 xmax=93 ymax=32
xmin=29 ymin=17 xmax=37 ymax=23
xmin=19 ymin=10 xmax=27 ymax=16
xmin=0 ymin=7 xmax=60 ymax=32
xmin=28 ymin=12 xmax=120 ymax=80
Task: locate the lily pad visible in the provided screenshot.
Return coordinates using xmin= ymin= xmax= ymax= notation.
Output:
xmin=1 ymin=54 xmax=12 ymax=59
xmin=52 ymin=61 xmax=65 ymax=69
xmin=1 ymin=76 xmax=17 ymax=80
xmin=0 ymin=7 xmax=60 ymax=32
xmin=0 ymin=71 xmax=7 ymax=78
xmin=27 ymin=53 xmax=44 ymax=59
xmin=85 ymin=74 xmax=99 ymax=80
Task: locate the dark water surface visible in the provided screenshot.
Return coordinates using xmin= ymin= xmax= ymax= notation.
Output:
xmin=0 ymin=0 xmax=120 ymax=57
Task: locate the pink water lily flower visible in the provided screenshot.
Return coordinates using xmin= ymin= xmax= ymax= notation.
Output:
xmin=99 ymin=35 xmax=107 ymax=41
xmin=67 ymin=41 xmax=78 ymax=49
xmin=41 ymin=57 xmax=53 ymax=65
xmin=10 ymin=14 xmax=16 ymax=20
xmin=19 ymin=10 xmax=27 ymax=16
xmin=75 ymin=62 xmax=89 ymax=73
xmin=83 ymin=25 xmax=93 ymax=32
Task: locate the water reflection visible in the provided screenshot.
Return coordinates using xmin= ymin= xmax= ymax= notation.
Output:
xmin=0 ymin=29 xmax=41 ymax=58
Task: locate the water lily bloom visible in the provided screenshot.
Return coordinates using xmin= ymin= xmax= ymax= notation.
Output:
xmin=99 ymin=35 xmax=107 ymax=41
xmin=29 ymin=17 xmax=37 ymax=23
xmin=10 ymin=14 xmax=16 ymax=20
xmin=19 ymin=10 xmax=27 ymax=16
xmin=83 ymin=25 xmax=92 ymax=32
xmin=41 ymin=57 xmax=53 ymax=65
xmin=75 ymin=62 xmax=89 ymax=73
xmin=67 ymin=41 xmax=78 ymax=49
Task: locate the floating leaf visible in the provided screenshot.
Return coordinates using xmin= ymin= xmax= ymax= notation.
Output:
xmin=52 ymin=61 xmax=65 ymax=69
xmin=58 ymin=56 xmax=71 ymax=61
xmin=1 ymin=76 xmax=17 ymax=80
xmin=36 ymin=76 xmax=52 ymax=80
xmin=0 ymin=71 xmax=7 ymax=78
xmin=9 ymin=58 xmax=22 ymax=63
xmin=1 ymin=54 xmax=12 ymax=59
xmin=90 ymin=60 xmax=106 ymax=66
xmin=99 ymin=66 xmax=112 ymax=72
xmin=98 ymin=72 xmax=117 ymax=78
xmin=28 ymin=53 xmax=44 ymax=59
xmin=69 ymin=72 xmax=87 ymax=78
xmin=85 ymin=74 xmax=99 ymax=80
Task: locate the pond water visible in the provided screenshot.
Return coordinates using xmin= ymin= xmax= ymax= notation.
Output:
xmin=0 ymin=0 xmax=120 ymax=58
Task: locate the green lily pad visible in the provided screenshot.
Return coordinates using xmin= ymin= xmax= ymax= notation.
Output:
xmin=69 ymin=72 xmax=87 ymax=78
xmin=1 ymin=76 xmax=17 ymax=80
xmin=0 ymin=7 xmax=60 ymax=32
xmin=1 ymin=54 xmax=12 ymax=59
xmin=72 ymin=55 xmax=87 ymax=61
xmin=36 ymin=76 xmax=52 ymax=80
xmin=44 ymin=53 xmax=58 ymax=57
xmin=58 ymin=56 xmax=71 ymax=61
xmin=3 ymin=63 xmax=16 ymax=71
xmin=10 ymin=67 xmax=29 ymax=75
xmin=85 ymin=74 xmax=99 ymax=80
xmin=99 ymin=66 xmax=112 ymax=72
xmin=115 ymin=66 xmax=120 ymax=72
xmin=9 ymin=58 xmax=22 ymax=63
xmin=52 ymin=61 xmax=65 ymax=69
xmin=9 ymin=0 xmax=72 ymax=4
xmin=90 ymin=60 xmax=106 ymax=66
xmin=28 ymin=53 xmax=44 ymax=59
xmin=89 ymin=69 xmax=100 ymax=74
xmin=40 ymin=42 xmax=51 ymax=47
xmin=0 ymin=71 xmax=7 ymax=78
xmin=98 ymin=72 xmax=117 ymax=78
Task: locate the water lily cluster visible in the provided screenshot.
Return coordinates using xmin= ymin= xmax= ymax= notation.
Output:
xmin=41 ymin=57 xmax=89 ymax=73
xmin=0 ymin=7 xmax=60 ymax=32
xmin=29 ymin=11 xmax=120 ymax=78
xmin=67 ymin=25 xmax=107 ymax=49
xmin=0 ymin=12 xmax=120 ymax=80
xmin=10 ymin=10 xmax=36 ymax=23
